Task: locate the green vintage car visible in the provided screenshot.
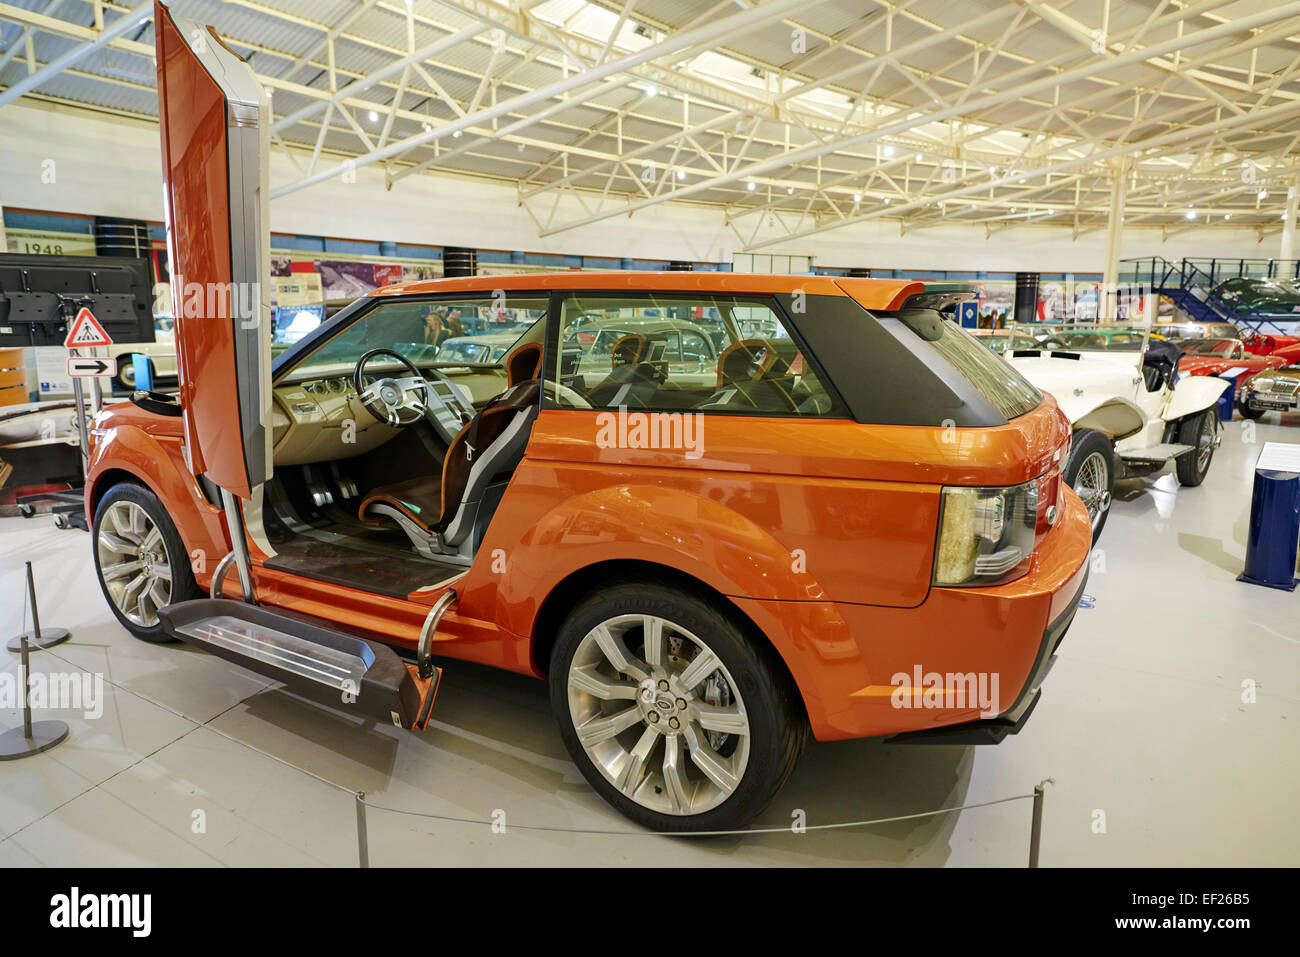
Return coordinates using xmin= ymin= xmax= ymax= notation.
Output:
xmin=1212 ymin=277 xmax=1300 ymax=317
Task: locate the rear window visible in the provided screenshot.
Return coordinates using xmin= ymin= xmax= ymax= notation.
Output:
xmin=893 ymin=308 xmax=1041 ymax=420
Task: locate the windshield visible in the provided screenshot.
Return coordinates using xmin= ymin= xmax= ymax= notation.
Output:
xmin=974 ymin=332 xmax=1040 ymax=355
xmin=1026 ymin=323 xmax=1153 ymax=353
xmin=1181 ymin=338 xmax=1239 ymax=357
xmin=291 ymin=296 xmax=546 ymax=377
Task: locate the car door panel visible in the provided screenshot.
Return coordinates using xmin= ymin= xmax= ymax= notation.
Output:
xmin=156 ymin=2 xmax=272 ymax=500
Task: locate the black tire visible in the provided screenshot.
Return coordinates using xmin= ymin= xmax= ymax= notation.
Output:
xmin=549 ymin=580 xmax=806 ymax=832
xmin=1175 ymin=409 xmax=1217 ymax=486
xmin=115 ymin=354 xmax=139 ymax=390
xmin=92 ymin=482 xmax=199 ymax=643
xmin=1063 ymin=429 xmax=1114 ymax=544
xmin=1237 ymin=401 xmax=1266 ymax=420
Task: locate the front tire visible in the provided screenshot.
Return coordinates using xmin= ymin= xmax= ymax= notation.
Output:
xmin=1064 ymin=429 xmax=1114 ymax=544
xmin=549 ymin=581 xmax=805 ymax=832
xmin=1237 ymin=401 xmax=1265 ymax=420
xmin=1175 ymin=409 xmax=1218 ymax=486
xmin=92 ymin=482 xmax=199 ymax=642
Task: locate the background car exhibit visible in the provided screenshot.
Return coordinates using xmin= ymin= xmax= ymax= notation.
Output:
xmin=1000 ymin=324 xmax=1225 ymax=541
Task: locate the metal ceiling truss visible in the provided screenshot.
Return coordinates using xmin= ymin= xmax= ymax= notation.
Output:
xmin=3 ymin=0 xmax=1300 ymax=242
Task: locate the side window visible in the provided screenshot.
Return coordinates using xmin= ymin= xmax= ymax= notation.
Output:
xmin=293 ymin=296 xmax=547 ymax=376
xmin=550 ymin=293 xmax=847 ymax=417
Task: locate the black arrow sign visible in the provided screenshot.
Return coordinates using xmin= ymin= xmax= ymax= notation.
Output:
xmin=67 ymin=358 xmax=112 ymax=376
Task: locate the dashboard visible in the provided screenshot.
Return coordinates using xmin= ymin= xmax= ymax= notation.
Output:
xmin=270 ymin=364 xmax=511 ymax=466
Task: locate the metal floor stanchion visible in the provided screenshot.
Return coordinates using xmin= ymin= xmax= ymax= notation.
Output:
xmin=0 ymin=562 xmax=71 ymax=759
xmin=6 ymin=561 xmax=71 ymax=652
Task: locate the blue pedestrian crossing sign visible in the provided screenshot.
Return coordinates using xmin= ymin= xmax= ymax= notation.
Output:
xmin=957 ymin=299 xmax=979 ymax=328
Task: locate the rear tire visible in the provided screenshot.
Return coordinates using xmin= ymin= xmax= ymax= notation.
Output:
xmin=549 ymin=581 xmax=806 ymax=832
xmin=1175 ymin=409 xmax=1217 ymax=486
xmin=1063 ymin=429 xmax=1114 ymax=544
xmin=92 ymin=482 xmax=199 ymax=643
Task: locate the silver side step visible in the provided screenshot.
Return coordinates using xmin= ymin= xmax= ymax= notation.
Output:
xmin=159 ymin=599 xmax=441 ymax=730
xmin=1117 ymin=442 xmax=1194 ymax=465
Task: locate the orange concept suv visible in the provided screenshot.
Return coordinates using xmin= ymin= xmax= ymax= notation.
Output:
xmin=84 ymin=3 xmax=1092 ymax=831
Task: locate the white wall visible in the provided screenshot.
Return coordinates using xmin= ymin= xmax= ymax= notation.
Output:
xmin=0 ymin=100 xmax=1284 ymax=272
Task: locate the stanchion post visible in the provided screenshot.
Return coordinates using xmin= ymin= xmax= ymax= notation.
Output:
xmin=0 ymin=563 xmax=71 ymax=760
xmin=21 ymin=570 xmax=35 ymax=738
xmin=356 ymin=791 xmax=369 ymax=869
xmin=7 ymin=561 xmax=71 ymax=652
xmin=1028 ymin=784 xmax=1045 ymax=868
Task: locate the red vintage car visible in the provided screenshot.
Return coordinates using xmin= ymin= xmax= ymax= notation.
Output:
xmin=1176 ymin=338 xmax=1290 ymax=397
xmin=1241 ymin=332 xmax=1300 ymax=360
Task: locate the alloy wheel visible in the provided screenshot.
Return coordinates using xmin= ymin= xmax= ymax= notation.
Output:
xmin=97 ymin=500 xmax=173 ymax=626
xmin=566 ymin=614 xmax=751 ymax=817
xmin=1073 ymin=450 xmax=1111 ymax=531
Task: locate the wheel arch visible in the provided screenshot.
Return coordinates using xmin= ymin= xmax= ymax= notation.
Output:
xmin=1068 ymin=397 xmax=1145 ymax=442
xmin=528 ymin=559 xmax=808 ymax=723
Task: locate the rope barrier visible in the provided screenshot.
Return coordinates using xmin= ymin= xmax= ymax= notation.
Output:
xmin=16 ymin=642 xmax=1048 ymax=861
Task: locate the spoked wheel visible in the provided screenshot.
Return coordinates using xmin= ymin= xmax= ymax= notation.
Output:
xmin=1176 ymin=409 xmax=1218 ymax=487
xmin=1064 ymin=429 xmax=1114 ymax=544
xmin=551 ymin=582 xmax=805 ymax=832
xmin=93 ymin=483 xmax=198 ymax=642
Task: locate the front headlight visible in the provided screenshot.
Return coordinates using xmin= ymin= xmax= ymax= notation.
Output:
xmin=1250 ymin=376 xmax=1276 ymax=393
xmin=934 ymin=479 xmax=1039 ymax=587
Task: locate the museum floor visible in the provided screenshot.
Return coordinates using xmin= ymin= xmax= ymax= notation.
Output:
xmin=1 ymin=416 xmax=1297 ymax=867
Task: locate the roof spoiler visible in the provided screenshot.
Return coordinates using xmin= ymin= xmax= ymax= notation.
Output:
xmin=900 ymin=282 xmax=979 ymax=314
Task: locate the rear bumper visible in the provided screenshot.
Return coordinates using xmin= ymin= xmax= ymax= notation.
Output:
xmin=886 ymin=568 xmax=1086 ymax=745
xmin=731 ymin=486 xmax=1093 ymax=742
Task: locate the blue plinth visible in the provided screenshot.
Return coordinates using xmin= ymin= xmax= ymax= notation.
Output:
xmin=132 ymin=353 xmax=153 ymax=392
xmin=1214 ymin=375 xmax=1237 ymax=422
xmin=1238 ymin=454 xmax=1300 ymax=591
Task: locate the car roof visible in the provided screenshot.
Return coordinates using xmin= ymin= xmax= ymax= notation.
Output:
xmin=368 ymin=271 xmax=922 ymax=311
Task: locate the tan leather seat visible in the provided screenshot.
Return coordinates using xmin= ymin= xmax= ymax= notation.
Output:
xmin=702 ymin=338 xmax=799 ymax=413
xmin=585 ymin=333 xmax=664 ymax=408
xmin=359 ymin=343 xmax=543 ymax=558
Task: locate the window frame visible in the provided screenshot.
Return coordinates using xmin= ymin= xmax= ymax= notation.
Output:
xmin=272 ymin=291 xmax=551 ymax=385
xmin=541 ymin=289 xmax=853 ymax=419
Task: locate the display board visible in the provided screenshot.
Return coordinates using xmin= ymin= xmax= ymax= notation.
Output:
xmin=0 ymin=253 xmax=155 ymax=347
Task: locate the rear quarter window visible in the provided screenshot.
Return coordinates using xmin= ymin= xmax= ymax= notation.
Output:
xmin=776 ymin=294 xmax=1041 ymax=427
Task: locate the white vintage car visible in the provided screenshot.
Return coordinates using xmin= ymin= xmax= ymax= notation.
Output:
xmin=1001 ymin=324 xmax=1226 ymax=541
xmin=108 ymin=317 xmax=178 ymax=390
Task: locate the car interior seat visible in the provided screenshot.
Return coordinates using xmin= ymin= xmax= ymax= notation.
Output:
xmin=584 ymin=333 xmax=665 ymax=408
xmin=358 ymin=342 xmax=542 ymax=564
xmin=700 ymin=339 xmax=801 ymax=413
xmin=1142 ymin=339 xmax=1183 ymax=392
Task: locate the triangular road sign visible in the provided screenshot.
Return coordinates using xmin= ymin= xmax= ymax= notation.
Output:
xmin=64 ymin=307 xmax=113 ymax=349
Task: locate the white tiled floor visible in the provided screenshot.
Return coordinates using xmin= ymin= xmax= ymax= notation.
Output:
xmin=1 ymin=416 xmax=1297 ymax=866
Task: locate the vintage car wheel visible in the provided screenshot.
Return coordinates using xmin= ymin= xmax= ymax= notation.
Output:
xmin=92 ymin=483 xmax=199 ymax=643
xmin=115 ymin=355 xmax=139 ymax=390
xmin=550 ymin=581 xmax=805 ymax=832
xmin=1064 ymin=429 xmax=1113 ymax=544
xmin=1236 ymin=402 xmax=1266 ymax=420
xmin=1175 ymin=410 xmax=1218 ymax=487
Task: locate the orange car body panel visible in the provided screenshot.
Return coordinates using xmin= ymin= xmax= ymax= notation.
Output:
xmin=371 ymin=271 xmax=922 ymax=311
xmin=86 ymin=270 xmax=1089 ymax=741
xmin=155 ymin=4 xmax=257 ymax=498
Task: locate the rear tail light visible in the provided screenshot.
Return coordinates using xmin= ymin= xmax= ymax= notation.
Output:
xmin=933 ymin=479 xmax=1040 ymax=587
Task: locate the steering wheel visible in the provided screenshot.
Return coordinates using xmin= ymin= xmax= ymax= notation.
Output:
xmin=353 ymin=348 xmax=431 ymax=427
